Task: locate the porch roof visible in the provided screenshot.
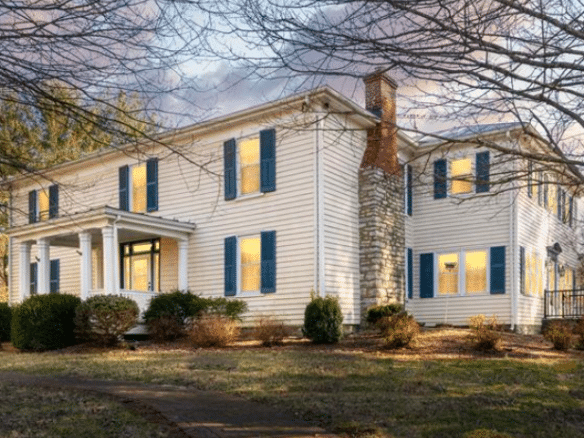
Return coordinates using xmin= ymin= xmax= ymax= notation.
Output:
xmin=8 ymin=206 xmax=196 ymax=247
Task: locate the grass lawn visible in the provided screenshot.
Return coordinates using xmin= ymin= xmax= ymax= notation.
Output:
xmin=1 ymin=328 xmax=583 ymax=438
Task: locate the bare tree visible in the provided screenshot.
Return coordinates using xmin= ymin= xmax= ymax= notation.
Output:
xmin=194 ymin=0 xmax=584 ymax=187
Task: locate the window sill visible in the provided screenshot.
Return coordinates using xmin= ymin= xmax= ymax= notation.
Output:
xmin=234 ymin=192 xmax=265 ymax=202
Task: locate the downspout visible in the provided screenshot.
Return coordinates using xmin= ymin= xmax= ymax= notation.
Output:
xmin=7 ymin=191 xmax=13 ymax=305
xmin=510 ymin=184 xmax=519 ymax=331
xmin=315 ymin=116 xmax=326 ymax=298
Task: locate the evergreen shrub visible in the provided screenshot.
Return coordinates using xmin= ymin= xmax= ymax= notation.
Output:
xmin=302 ymin=294 xmax=343 ymax=344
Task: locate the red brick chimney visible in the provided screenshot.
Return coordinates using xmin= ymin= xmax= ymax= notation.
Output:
xmin=361 ymin=71 xmax=400 ymax=176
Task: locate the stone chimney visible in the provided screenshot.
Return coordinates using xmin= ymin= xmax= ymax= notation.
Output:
xmin=359 ymin=71 xmax=406 ymax=323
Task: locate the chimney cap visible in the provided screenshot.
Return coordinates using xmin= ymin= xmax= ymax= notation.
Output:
xmin=363 ymin=69 xmax=398 ymax=89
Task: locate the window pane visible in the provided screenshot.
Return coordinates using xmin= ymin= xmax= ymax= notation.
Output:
xmin=241 ymin=264 xmax=260 ymax=291
xmin=124 ymin=257 xmax=131 ymax=290
xmin=132 ymin=242 xmax=152 ymax=254
xmin=38 ymin=189 xmax=49 ymax=221
xmin=131 ymin=254 xmax=149 ymax=291
xmin=239 ymin=138 xmax=260 ymax=195
xmin=465 ymin=251 xmax=487 ymax=294
xmin=132 ymin=164 xmax=147 ymax=212
xmin=241 ymin=164 xmax=260 ymax=194
xmin=451 ymin=158 xmax=472 ymax=194
xmin=438 ymin=253 xmax=459 ymax=295
xmin=241 ymin=237 xmax=261 ymax=264
xmin=239 ymin=138 xmax=260 ymax=165
xmin=240 ymin=236 xmax=261 ymax=292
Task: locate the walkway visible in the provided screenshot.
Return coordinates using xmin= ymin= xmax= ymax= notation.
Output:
xmin=0 ymin=372 xmax=335 ymax=438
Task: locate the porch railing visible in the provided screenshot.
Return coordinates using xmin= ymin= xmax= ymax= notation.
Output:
xmin=544 ymin=289 xmax=584 ymax=319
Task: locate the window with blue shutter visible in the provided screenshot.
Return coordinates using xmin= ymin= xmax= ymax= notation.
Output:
xmin=476 ymin=151 xmax=490 ymax=193
xmin=224 ymin=236 xmax=237 ymax=296
xmin=30 ymin=262 xmax=37 ymax=295
xmin=407 ymin=248 xmax=413 ymax=299
xmin=48 ymin=184 xmax=59 ymax=219
xmin=434 ymin=160 xmax=447 ymax=199
xmin=407 ymin=165 xmax=413 ymax=216
xmin=119 ymin=165 xmax=129 ymax=211
xmin=519 ymin=246 xmax=525 ymax=295
xmin=261 ymin=231 xmax=276 ymax=293
xmin=420 ymin=253 xmax=434 ymax=298
xmin=146 ymin=158 xmax=158 ymax=212
xmin=28 ymin=190 xmax=37 ymax=224
xmin=490 ymin=246 xmax=505 ymax=294
xmin=224 ymin=139 xmax=236 ymax=200
xmin=50 ymin=259 xmax=60 ymax=294
xmin=260 ymin=129 xmax=276 ymax=193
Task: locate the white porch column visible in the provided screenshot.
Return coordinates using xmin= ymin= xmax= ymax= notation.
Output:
xmin=79 ymin=232 xmax=92 ymax=300
xmin=37 ymin=238 xmax=50 ymax=295
xmin=19 ymin=242 xmax=31 ymax=301
xmin=102 ymin=227 xmax=116 ymax=295
xmin=177 ymin=239 xmax=189 ymax=291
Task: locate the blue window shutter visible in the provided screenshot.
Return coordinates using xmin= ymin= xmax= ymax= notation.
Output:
xmin=48 ymin=184 xmax=58 ymax=219
xmin=261 ymin=231 xmax=276 ymax=293
xmin=30 ymin=262 xmax=37 ymax=295
xmin=224 ymin=139 xmax=236 ymax=200
xmin=519 ymin=246 xmax=525 ymax=295
xmin=119 ymin=165 xmax=129 ymax=211
xmin=260 ymin=129 xmax=276 ymax=193
xmin=28 ymin=190 xmax=37 ymax=224
xmin=146 ymin=158 xmax=159 ymax=212
xmin=433 ymin=160 xmax=447 ymax=199
xmin=50 ymin=259 xmax=60 ymax=294
xmin=490 ymin=246 xmax=506 ymax=294
xmin=407 ymin=248 xmax=413 ymax=299
xmin=476 ymin=151 xmax=490 ymax=193
xmin=557 ymin=187 xmax=563 ymax=220
xmin=543 ymin=180 xmax=548 ymax=209
xmin=407 ymin=165 xmax=413 ymax=216
xmin=569 ymin=196 xmax=574 ymax=227
xmin=224 ymin=236 xmax=237 ymax=296
xmin=420 ymin=253 xmax=434 ymax=298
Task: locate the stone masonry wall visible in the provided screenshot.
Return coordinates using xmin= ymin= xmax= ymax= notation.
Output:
xmin=359 ymin=167 xmax=406 ymax=321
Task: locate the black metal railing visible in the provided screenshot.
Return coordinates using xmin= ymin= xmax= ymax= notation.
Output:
xmin=544 ymin=289 xmax=584 ymax=319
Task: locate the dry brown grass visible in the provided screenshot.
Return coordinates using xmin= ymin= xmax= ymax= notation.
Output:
xmin=188 ymin=315 xmax=240 ymax=348
xmin=252 ymin=316 xmax=289 ymax=346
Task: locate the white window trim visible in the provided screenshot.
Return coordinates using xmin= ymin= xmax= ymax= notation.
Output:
xmin=434 ymin=248 xmax=491 ymax=297
xmin=236 ymin=233 xmax=262 ymax=297
xmin=236 ymin=135 xmax=261 ymax=199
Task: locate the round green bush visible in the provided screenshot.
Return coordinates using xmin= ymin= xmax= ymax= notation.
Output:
xmin=302 ymin=295 xmax=343 ymax=344
xmin=75 ymin=295 xmax=139 ymax=346
xmin=11 ymin=294 xmax=81 ymax=351
xmin=0 ymin=303 xmax=12 ymax=342
xmin=366 ymin=303 xmax=404 ymax=326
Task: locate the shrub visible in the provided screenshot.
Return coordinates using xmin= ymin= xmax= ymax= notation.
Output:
xmin=543 ymin=320 xmax=573 ymax=351
xmin=379 ymin=313 xmax=419 ymax=349
xmin=366 ymin=303 xmax=404 ymax=326
xmin=464 ymin=429 xmax=514 ymax=438
xmin=144 ymin=291 xmax=248 ymax=340
xmin=75 ymin=295 xmax=139 ymax=346
xmin=11 ymin=294 xmax=81 ymax=351
xmin=573 ymin=317 xmax=584 ymax=350
xmin=0 ymin=303 xmax=11 ymax=342
xmin=189 ymin=315 xmax=240 ymax=347
xmin=469 ymin=314 xmax=502 ymax=351
xmin=253 ymin=316 xmax=289 ymax=346
xmin=302 ymin=294 xmax=343 ymax=344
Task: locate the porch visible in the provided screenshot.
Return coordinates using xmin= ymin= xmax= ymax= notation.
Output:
xmin=9 ymin=206 xmax=196 ymax=312
xmin=544 ymin=289 xmax=584 ymax=319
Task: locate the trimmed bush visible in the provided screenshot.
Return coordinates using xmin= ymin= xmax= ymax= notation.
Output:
xmin=11 ymin=294 xmax=81 ymax=351
xmin=75 ymin=295 xmax=139 ymax=346
xmin=544 ymin=320 xmax=573 ymax=351
xmin=469 ymin=314 xmax=502 ymax=351
xmin=253 ymin=316 xmax=289 ymax=346
xmin=379 ymin=312 xmax=419 ymax=349
xmin=144 ymin=291 xmax=247 ymax=341
xmin=366 ymin=303 xmax=404 ymax=326
xmin=189 ymin=315 xmax=240 ymax=347
xmin=302 ymin=294 xmax=343 ymax=344
xmin=0 ymin=303 xmax=11 ymax=342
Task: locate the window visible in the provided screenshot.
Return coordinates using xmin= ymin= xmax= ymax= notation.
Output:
xmin=119 ymin=158 xmax=158 ymax=213
xmin=224 ymin=129 xmax=276 ymax=200
xmin=224 ymin=231 xmax=276 ymax=295
xmin=120 ymin=239 xmax=160 ymax=292
xmin=28 ymin=185 xmax=58 ymax=224
xmin=433 ymin=151 xmax=490 ymax=199
xmin=438 ymin=253 xmax=459 ymax=295
xmin=451 ymin=158 xmax=472 ymax=195
xmin=465 ymin=250 xmax=488 ymax=294
xmin=29 ymin=259 xmax=59 ymax=294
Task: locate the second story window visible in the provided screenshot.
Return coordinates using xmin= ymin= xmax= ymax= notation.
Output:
xmin=119 ymin=158 xmax=158 ymax=213
xmin=239 ymin=137 xmax=261 ymax=195
xmin=451 ymin=158 xmax=472 ymax=194
xmin=28 ymin=184 xmax=58 ymax=224
xmin=433 ymin=151 xmax=490 ymax=199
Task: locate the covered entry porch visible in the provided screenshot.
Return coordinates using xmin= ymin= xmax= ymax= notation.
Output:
xmin=9 ymin=206 xmax=196 ymax=312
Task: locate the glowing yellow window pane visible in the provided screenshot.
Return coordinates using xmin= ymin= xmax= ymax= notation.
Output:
xmin=239 ymin=138 xmax=260 ymax=195
xmin=438 ymin=253 xmax=459 ymax=295
xmin=132 ymin=242 xmax=152 ymax=254
xmin=465 ymin=251 xmax=487 ymax=294
xmin=451 ymin=158 xmax=472 ymax=194
xmin=240 ymin=237 xmax=261 ymax=291
xmin=131 ymin=254 xmax=149 ymax=291
xmin=548 ymin=184 xmax=557 ymax=214
xmin=38 ymin=189 xmax=49 ymax=221
xmin=132 ymin=164 xmax=147 ymax=212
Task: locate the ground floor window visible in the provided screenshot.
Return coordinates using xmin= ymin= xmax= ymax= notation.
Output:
xmin=437 ymin=250 xmax=488 ymax=296
xmin=120 ymin=239 xmax=160 ymax=292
